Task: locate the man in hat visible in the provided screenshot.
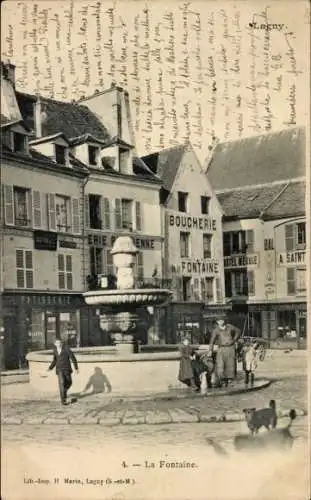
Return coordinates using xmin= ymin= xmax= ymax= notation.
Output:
xmin=208 ymin=315 xmax=241 ymax=388
xmin=47 ymin=339 xmax=79 ymax=405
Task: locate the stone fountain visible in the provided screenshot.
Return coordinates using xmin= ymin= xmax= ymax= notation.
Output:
xmin=83 ymin=236 xmax=172 ymax=354
xmin=26 ymin=236 xmax=270 ymax=395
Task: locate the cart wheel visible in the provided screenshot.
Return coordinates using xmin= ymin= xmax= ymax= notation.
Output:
xmin=259 ymin=344 xmax=266 ymax=361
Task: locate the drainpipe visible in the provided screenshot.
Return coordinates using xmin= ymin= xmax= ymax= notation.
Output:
xmin=79 ymin=175 xmax=89 ymax=348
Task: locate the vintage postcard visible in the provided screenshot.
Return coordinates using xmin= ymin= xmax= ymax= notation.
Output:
xmin=1 ymin=0 xmax=310 ymax=499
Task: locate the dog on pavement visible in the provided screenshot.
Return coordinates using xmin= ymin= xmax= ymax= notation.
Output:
xmin=234 ymin=409 xmax=297 ymax=451
xmin=243 ymin=399 xmax=277 ymax=434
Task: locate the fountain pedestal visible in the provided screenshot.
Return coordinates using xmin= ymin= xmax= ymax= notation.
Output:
xmin=84 ymin=236 xmax=172 ymax=354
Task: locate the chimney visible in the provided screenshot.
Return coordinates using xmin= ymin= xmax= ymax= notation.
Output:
xmin=1 ymin=61 xmax=16 ymax=87
xmin=34 ymin=94 xmax=42 ymax=138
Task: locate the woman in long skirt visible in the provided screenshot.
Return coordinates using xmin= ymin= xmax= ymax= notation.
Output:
xmin=178 ymin=338 xmax=196 ymax=389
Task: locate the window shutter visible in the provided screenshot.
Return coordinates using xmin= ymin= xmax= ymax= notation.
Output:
xmin=216 ymin=278 xmax=222 ymax=302
xmin=16 ymin=249 xmax=25 ymax=288
xmin=224 ymin=270 xmax=232 ymax=298
xmin=287 ymin=268 xmax=296 ymax=295
xmin=285 ymin=224 xmax=294 ymax=251
xmin=193 ymin=278 xmax=200 ymax=301
xmin=247 ymin=270 xmax=255 ymax=295
xmin=246 ymin=230 xmax=254 ymax=252
xmin=101 ymin=197 xmax=110 ymax=229
xmin=32 ymin=191 xmax=42 ymax=228
xmin=115 ymin=199 xmax=122 ymax=229
xmin=27 ymin=190 xmax=32 ymax=227
xmin=58 ymin=254 xmax=65 ymax=289
xmin=176 ymin=277 xmax=183 ymax=301
xmin=135 ymin=201 xmax=142 ymax=231
xmin=4 ymin=184 xmax=14 ymax=225
xmin=66 ymin=255 xmax=73 ymax=290
xmin=106 ymin=249 xmax=114 ymax=274
xmin=137 ymin=251 xmax=143 ymax=278
xmin=47 ymin=194 xmax=56 ymax=231
xmin=84 ymin=195 xmax=90 ymax=228
xmin=71 ymin=197 xmax=80 ymax=234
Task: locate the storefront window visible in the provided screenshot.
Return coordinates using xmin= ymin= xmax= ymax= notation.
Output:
xmin=59 ymin=311 xmax=78 ymax=347
xmin=27 ymin=310 xmax=45 ymax=351
xmin=277 ymin=311 xmax=297 ymax=341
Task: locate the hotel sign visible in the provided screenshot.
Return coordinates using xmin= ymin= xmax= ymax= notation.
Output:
xmin=171 ymin=260 xmax=219 ymax=275
xmin=278 ymin=250 xmax=306 ymax=266
xmin=224 ymin=254 xmax=259 ymax=268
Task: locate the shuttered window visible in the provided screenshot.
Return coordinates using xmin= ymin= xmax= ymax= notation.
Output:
xmin=201 ymin=278 xmax=214 ymax=302
xmin=4 ymin=184 xmax=14 ymax=225
xmin=193 ymin=278 xmax=200 ymax=301
xmin=224 ymin=270 xmax=232 ymax=298
xmin=16 ymin=249 xmax=33 ymax=288
xmin=104 ymin=249 xmax=114 ymax=275
xmin=285 ymin=224 xmax=295 ymax=251
xmin=134 ymin=252 xmax=144 ymax=279
xmin=115 ymin=199 xmax=122 ymax=229
xmin=101 ymin=197 xmax=110 ymax=229
xmin=287 ymin=268 xmax=296 ymax=295
xmin=58 ymin=254 xmax=73 ymax=290
xmin=135 ymin=201 xmax=142 ymax=231
xmin=71 ymin=197 xmax=80 ymax=234
xmin=203 ymin=234 xmax=212 ymax=259
xmin=47 ymin=194 xmax=56 ymax=231
xmin=296 ymin=269 xmax=306 ymax=293
xmin=32 ymin=190 xmax=42 ymax=228
xmin=247 ymin=270 xmax=255 ymax=295
xmin=180 ymin=232 xmax=190 ymax=258
xmin=216 ymin=278 xmax=222 ymax=302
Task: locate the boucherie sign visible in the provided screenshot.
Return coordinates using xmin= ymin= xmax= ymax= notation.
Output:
xmin=168 ymin=214 xmax=217 ymax=231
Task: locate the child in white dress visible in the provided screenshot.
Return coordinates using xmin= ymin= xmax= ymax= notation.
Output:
xmin=243 ymin=342 xmax=260 ymax=386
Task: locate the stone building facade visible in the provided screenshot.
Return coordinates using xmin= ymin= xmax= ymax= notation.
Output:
xmin=207 ymin=127 xmax=307 ymax=348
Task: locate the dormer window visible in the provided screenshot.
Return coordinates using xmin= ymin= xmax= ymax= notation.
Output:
xmin=55 ymin=144 xmax=66 ymax=165
xmin=13 ymin=132 xmax=27 ymax=153
xmin=119 ymin=147 xmax=130 ymax=174
xmin=88 ymin=145 xmax=98 ymax=166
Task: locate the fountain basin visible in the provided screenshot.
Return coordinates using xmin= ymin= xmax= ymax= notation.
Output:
xmin=83 ymin=289 xmax=172 ymax=306
xmin=26 ymin=346 xmax=191 ymax=395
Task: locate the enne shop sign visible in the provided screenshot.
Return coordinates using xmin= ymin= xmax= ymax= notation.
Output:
xmin=278 ymin=250 xmax=306 ymax=266
xmin=171 ymin=260 xmax=219 ymax=275
xmin=224 ymin=254 xmax=259 ymax=268
xmin=87 ymin=234 xmax=158 ymax=250
xmin=168 ymin=214 xmax=217 ymax=231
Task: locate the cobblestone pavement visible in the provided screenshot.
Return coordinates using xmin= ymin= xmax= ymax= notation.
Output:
xmin=1 ymin=352 xmax=308 ymax=426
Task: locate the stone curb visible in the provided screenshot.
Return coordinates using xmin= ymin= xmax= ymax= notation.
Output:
xmin=2 ymin=408 xmax=307 ymax=426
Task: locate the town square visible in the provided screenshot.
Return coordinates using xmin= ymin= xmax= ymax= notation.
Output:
xmin=1 ymin=1 xmax=309 ymax=500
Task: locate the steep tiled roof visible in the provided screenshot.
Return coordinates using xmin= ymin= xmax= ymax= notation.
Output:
xmin=217 ymin=180 xmax=305 ymax=220
xmin=207 ymin=127 xmax=305 ymax=190
xmin=142 ymin=144 xmax=186 ymax=191
xmin=261 ymin=181 xmax=305 ymax=220
xmin=16 ymin=92 xmax=110 ymax=142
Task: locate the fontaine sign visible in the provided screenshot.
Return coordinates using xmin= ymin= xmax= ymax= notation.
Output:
xmin=171 ymin=260 xmax=219 ymax=275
